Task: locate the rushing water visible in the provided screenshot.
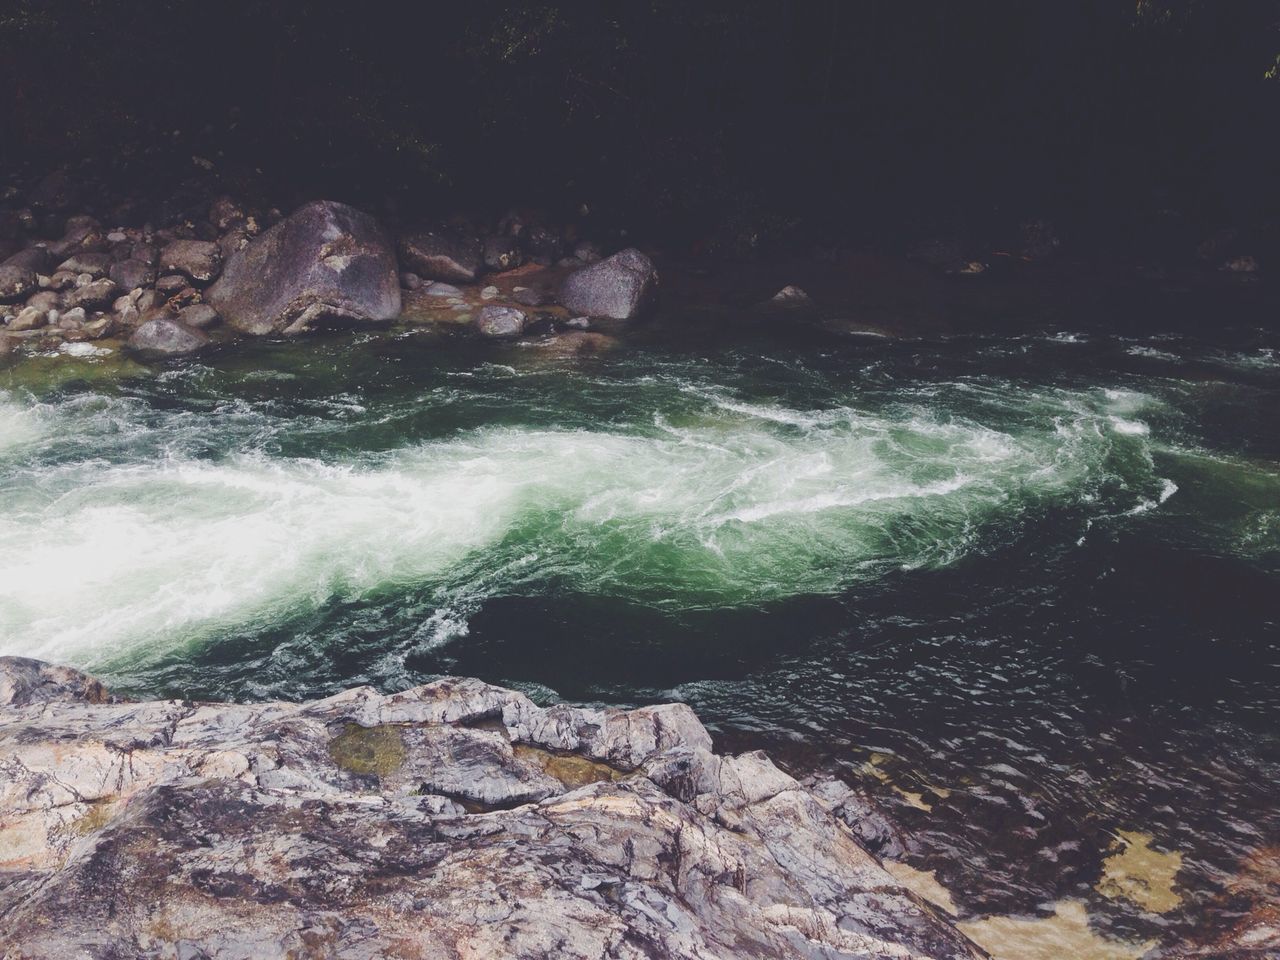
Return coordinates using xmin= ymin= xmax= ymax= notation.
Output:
xmin=1 ymin=320 xmax=1277 ymax=953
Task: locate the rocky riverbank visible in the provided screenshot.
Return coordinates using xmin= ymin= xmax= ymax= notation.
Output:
xmin=0 ymin=656 xmax=985 ymax=959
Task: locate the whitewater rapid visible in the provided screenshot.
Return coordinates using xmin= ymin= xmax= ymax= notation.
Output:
xmin=0 ymin=367 xmax=1176 ymax=671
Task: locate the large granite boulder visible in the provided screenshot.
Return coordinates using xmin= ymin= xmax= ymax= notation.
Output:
xmin=559 ymin=247 xmax=658 ymax=320
xmin=398 ymin=230 xmax=483 ymax=283
xmin=0 ymin=657 xmax=984 ymax=960
xmin=207 ymin=200 xmax=400 ymax=336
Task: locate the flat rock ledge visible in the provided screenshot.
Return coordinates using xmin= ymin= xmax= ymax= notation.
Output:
xmin=0 ymin=657 xmax=983 ymax=960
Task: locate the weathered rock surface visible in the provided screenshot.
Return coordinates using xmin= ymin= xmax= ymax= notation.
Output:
xmin=0 ymin=657 xmax=983 ymax=960
xmin=207 ymin=200 xmax=400 ymax=336
xmin=560 ymin=247 xmax=658 ymax=320
xmin=159 ymin=239 xmax=223 ymax=285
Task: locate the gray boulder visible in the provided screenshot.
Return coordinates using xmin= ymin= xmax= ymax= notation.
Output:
xmin=159 ymin=239 xmax=223 ymax=285
xmin=3 ymin=246 xmax=56 ymax=275
xmin=66 ymin=278 xmax=119 ymax=310
xmin=56 ymin=252 xmax=112 ymax=277
xmin=559 ymin=247 xmax=658 ymax=320
xmin=399 ymin=230 xmax=482 ymax=283
xmin=474 ymin=305 xmax=527 ymax=338
xmin=207 ymin=200 xmax=400 ymax=336
xmin=125 ymin=316 xmax=210 ymax=360
xmin=178 ymin=303 xmax=220 ymax=329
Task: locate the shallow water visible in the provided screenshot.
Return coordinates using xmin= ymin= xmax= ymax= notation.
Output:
xmin=2 ymin=321 xmax=1277 ymax=953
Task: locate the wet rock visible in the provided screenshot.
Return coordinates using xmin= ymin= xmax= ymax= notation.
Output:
xmin=57 ymin=306 xmax=87 ymax=329
xmin=66 ymin=277 xmax=119 ymax=310
xmin=155 ymin=273 xmax=188 ymax=295
xmin=47 ymin=217 xmax=107 ymax=258
xmin=0 ymin=264 xmax=37 ymax=302
xmin=513 ymin=285 xmax=553 ymax=307
xmin=108 ymin=258 xmax=156 ymax=290
xmin=81 ymin=314 xmax=116 ymax=340
xmin=560 ymin=247 xmax=658 ymax=320
xmin=3 ymin=246 xmax=56 ymax=275
xmin=483 ymin=234 xmax=523 ymax=272
xmin=771 ymin=284 xmax=812 ymax=306
xmin=474 ymin=304 xmax=528 ymax=338
xmin=56 ymin=252 xmax=111 ymax=277
xmin=0 ymin=658 xmax=982 ymax=960
xmin=400 ymin=270 xmax=423 ymax=290
xmin=480 ymin=284 xmax=499 ymax=299
xmin=158 ymin=239 xmax=223 ymax=285
xmin=423 ymin=281 xmax=463 ymax=297
xmin=178 ymin=303 xmax=220 ymax=329
xmin=125 ymin=316 xmax=210 ymax=360
xmin=524 ymin=224 xmax=564 ymax=263
xmin=398 ymin=230 xmax=482 ymax=283
xmin=208 ymin=200 xmax=400 ymax=336
xmin=8 ymin=305 xmax=47 ymax=331
xmin=25 ymin=290 xmax=60 ymax=314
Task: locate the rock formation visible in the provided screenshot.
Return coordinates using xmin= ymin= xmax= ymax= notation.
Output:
xmin=0 ymin=656 xmax=983 ymax=960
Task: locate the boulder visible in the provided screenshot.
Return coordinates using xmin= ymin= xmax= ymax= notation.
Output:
xmin=109 ymin=258 xmax=156 ymax=290
xmin=3 ymin=246 xmax=56 ymax=275
xmin=159 ymin=239 xmax=223 ymax=284
xmin=8 ymin=306 xmax=47 ymax=331
xmin=474 ymin=305 xmax=528 ymax=338
xmin=0 ymin=658 xmax=984 ymax=960
xmin=125 ymin=316 xmax=210 ymax=360
xmin=207 ymin=200 xmax=400 ymax=336
xmin=523 ymin=225 xmax=564 ymax=263
xmin=559 ymin=247 xmax=658 ymax=320
xmin=0 ymin=264 xmax=37 ymax=302
xmin=770 ymin=284 xmax=812 ymax=306
xmin=513 ymin=285 xmax=554 ymax=307
xmin=398 ymin=230 xmax=482 ymax=283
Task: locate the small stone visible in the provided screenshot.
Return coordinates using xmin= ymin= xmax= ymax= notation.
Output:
xmin=82 ymin=315 xmax=116 ymax=339
xmin=480 ymin=285 xmax=499 ymax=300
xmin=573 ymin=241 xmax=603 ymax=263
xmin=424 ymin=283 xmax=463 ymax=297
xmin=107 ymin=231 xmax=128 ymax=243
xmin=156 ymin=274 xmax=188 ymax=294
xmin=109 ymin=259 xmax=156 ymax=290
xmin=474 ymin=305 xmax=527 ymax=338
xmin=47 ymin=271 xmax=76 ymax=291
xmin=564 ymin=316 xmax=591 ymax=330
xmin=59 ymin=307 xmax=87 ymax=328
xmin=400 ymin=271 xmax=423 ymax=291
xmin=512 ymin=287 xmax=552 ymax=307
xmin=58 ymin=253 xmax=112 ymax=277
xmin=1223 ymin=255 xmax=1259 ymax=273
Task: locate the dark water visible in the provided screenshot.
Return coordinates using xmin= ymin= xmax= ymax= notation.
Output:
xmin=1 ymin=319 xmax=1277 ymax=952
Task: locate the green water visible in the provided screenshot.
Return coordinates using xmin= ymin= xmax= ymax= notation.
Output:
xmin=1 ymin=323 xmax=1277 ymax=949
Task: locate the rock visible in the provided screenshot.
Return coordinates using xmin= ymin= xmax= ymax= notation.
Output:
xmin=513 ymin=285 xmax=553 ymax=307
xmin=108 ymin=258 xmax=156 ymax=290
xmin=398 ymin=230 xmax=482 ymax=284
xmin=209 ymin=195 xmax=246 ymax=231
xmin=66 ymin=278 xmax=119 ymax=310
xmin=400 ymin=270 xmax=423 ymax=290
xmin=8 ymin=306 xmax=47 ymax=331
xmin=3 ymin=246 xmax=56 ymax=275
xmin=1222 ymin=255 xmax=1259 ymax=274
xmin=423 ymin=281 xmax=463 ymax=297
xmin=564 ymin=315 xmax=591 ymax=330
xmin=524 ymin=224 xmax=564 ymax=263
xmin=208 ymin=200 xmax=400 ymax=336
xmin=770 ymin=284 xmax=812 ymax=306
xmin=529 ymin=330 xmax=619 ymax=356
xmin=154 ymin=273 xmax=188 ymax=294
xmin=574 ymin=240 xmax=603 ymax=263
xmin=178 ymin=303 xmax=220 ymax=329
xmin=158 ymin=239 xmax=223 ymax=284
xmin=46 ymin=270 xmax=77 ymax=291
xmin=474 ymin=304 xmax=528 ymax=338
xmin=29 ymin=170 xmax=80 ymax=211
xmin=56 ymin=252 xmax=112 ymax=277
xmin=81 ymin=314 xmax=116 ymax=339
xmin=47 ymin=217 xmax=107 ymax=258
xmin=57 ymin=307 xmax=87 ymax=329
xmin=480 ymin=284 xmax=499 ymax=299
xmin=25 ymin=290 xmax=60 ymax=313
xmin=0 ymin=264 xmax=37 ymax=302
xmin=560 ymin=247 xmax=658 ymax=320
xmin=125 ymin=316 xmax=210 ymax=360
xmin=483 ymin=234 xmax=524 ymax=272
xmin=0 ymin=657 xmax=983 ymax=960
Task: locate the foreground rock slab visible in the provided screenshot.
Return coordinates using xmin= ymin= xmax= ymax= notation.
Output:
xmin=207 ymin=200 xmax=400 ymax=336
xmin=0 ymin=657 xmax=982 ymax=960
